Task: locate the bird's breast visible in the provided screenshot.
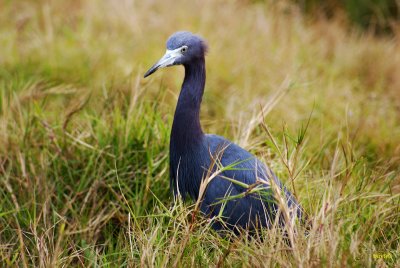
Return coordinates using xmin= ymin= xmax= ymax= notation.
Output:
xmin=169 ymin=143 xmax=210 ymax=200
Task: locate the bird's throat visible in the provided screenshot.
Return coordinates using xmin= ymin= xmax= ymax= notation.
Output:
xmin=170 ymin=58 xmax=206 ymax=152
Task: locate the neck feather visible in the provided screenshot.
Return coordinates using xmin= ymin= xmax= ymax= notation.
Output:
xmin=171 ymin=58 xmax=206 ymax=151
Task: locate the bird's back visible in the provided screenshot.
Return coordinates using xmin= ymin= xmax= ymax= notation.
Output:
xmin=171 ymin=133 xmax=303 ymax=231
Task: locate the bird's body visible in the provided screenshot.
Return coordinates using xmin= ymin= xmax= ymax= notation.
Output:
xmin=145 ymin=31 xmax=302 ymax=231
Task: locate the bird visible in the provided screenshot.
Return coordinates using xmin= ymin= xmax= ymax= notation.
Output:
xmin=144 ymin=31 xmax=303 ymax=232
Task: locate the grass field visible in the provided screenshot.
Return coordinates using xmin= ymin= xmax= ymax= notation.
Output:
xmin=0 ymin=0 xmax=399 ymax=267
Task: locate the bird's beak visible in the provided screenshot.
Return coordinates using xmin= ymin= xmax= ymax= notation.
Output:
xmin=144 ymin=48 xmax=182 ymax=78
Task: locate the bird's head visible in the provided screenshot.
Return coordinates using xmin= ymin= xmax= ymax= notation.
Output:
xmin=144 ymin=31 xmax=208 ymax=78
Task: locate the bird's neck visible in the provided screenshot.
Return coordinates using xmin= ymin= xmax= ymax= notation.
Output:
xmin=171 ymin=58 xmax=206 ymax=152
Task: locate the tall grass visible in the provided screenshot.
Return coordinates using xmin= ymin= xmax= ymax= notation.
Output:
xmin=0 ymin=0 xmax=399 ymax=266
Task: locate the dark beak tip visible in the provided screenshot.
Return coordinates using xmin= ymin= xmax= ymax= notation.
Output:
xmin=143 ymin=70 xmax=151 ymax=78
xmin=143 ymin=65 xmax=158 ymax=78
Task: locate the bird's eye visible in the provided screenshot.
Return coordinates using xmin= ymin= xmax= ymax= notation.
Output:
xmin=181 ymin=46 xmax=188 ymax=53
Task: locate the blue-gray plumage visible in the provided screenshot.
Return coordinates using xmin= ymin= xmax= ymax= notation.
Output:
xmin=144 ymin=31 xmax=303 ymax=231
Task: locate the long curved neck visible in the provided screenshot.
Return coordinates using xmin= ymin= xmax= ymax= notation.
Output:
xmin=171 ymin=57 xmax=206 ymax=152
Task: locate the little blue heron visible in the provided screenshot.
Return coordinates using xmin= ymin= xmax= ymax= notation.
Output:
xmin=144 ymin=31 xmax=303 ymax=232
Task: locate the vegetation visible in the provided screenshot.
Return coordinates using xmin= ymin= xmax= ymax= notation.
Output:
xmin=295 ymin=0 xmax=400 ymax=33
xmin=0 ymin=0 xmax=399 ymax=267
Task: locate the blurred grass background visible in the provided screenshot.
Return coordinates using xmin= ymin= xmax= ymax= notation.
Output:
xmin=0 ymin=0 xmax=399 ymax=267
xmin=295 ymin=0 xmax=399 ymax=33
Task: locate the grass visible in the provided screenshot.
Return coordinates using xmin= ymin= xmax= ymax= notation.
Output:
xmin=0 ymin=0 xmax=399 ymax=267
